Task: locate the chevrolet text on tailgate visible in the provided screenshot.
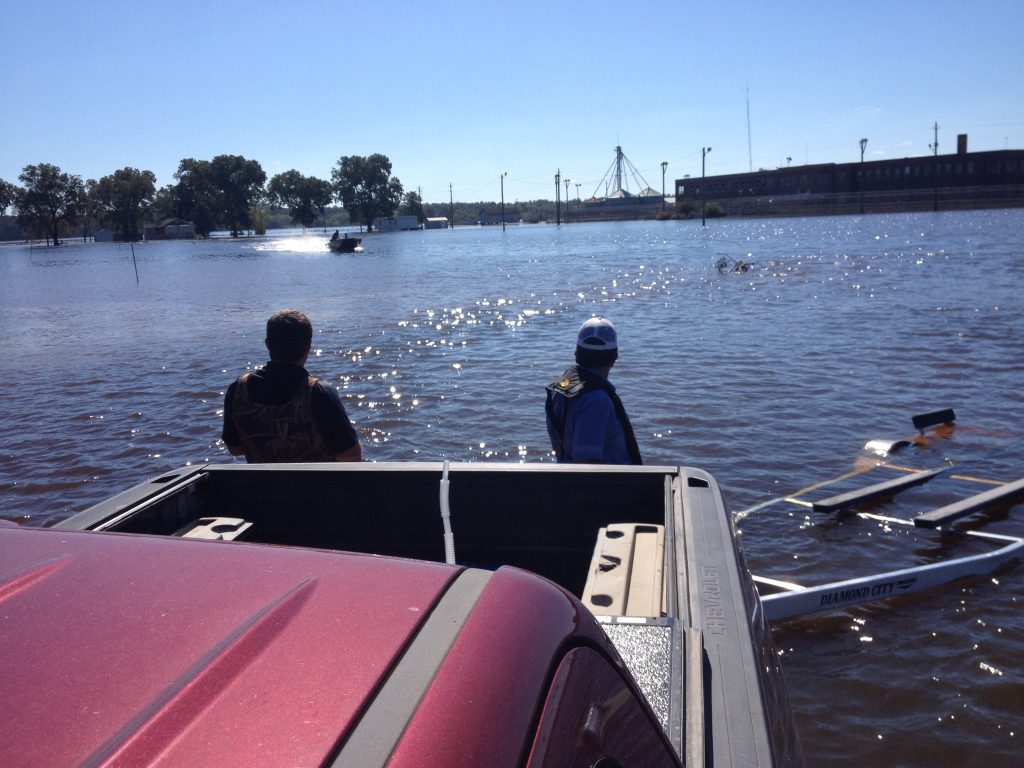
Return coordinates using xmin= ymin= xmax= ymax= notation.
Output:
xmin=2 ymin=462 xmax=802 ymax=766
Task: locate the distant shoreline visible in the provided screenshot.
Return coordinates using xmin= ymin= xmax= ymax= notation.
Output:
xmin=4 ymin=194 xmax=1023 ymax=247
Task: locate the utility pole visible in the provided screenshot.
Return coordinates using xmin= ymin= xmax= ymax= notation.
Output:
xmin=500 ymin=172 xmax=507 ymax=232
xmin=564 ymin=178 xmax=571 ymax=223
xmin=575 ymin=183 xmax=581 ymax=221
xmin=661 ymin=161 xmax=668 ymax=211
xmin=449 ymin=183 xmax=453 ymax=229
xmin=701 ymin=147 xmax=711 ymax=226
xmin=929 ymin=122 xmax=940 ymax=212
xmin=859 ymin=137 xmax=868 ymax=214
xmin=555 ymin=169 xmax=561 ymax=226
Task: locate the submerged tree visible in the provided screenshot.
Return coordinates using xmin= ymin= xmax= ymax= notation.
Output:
xmin=399 ymin=190 xmax=425 ymax=223
xmin=16 ymin=163 xmax=86 ymax=245
xmin=249 ymin=204 xmax=269 ymax=235
xmin=173 ymin=159 xmax=222 ymax=237
xmin=210 ymin=155 xmax=266 ymax=236
xmin=149 ymin=184 xmax=179 ymax=223
xmin=268 ymin=170 xmax=333 ymax=229
xmin=89 ymin=167 xmax=156 ymax=241
xmin=330 ymin=154 xmax=402 ymax=230
xmin=0 ymin=178 xmax=16 ymax=215
xmin=171 ymin=155 xmax=266 ymax=237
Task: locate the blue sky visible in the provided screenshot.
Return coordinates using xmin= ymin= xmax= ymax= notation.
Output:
xmin=3 ymin=0 xmax=1022 ymax=204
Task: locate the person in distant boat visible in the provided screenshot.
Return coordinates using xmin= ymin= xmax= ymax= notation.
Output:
xmin=545 ymin=316 xmax=642 ymax=465
xmin=222 ymin=309 xmax=362 ymax=463
xmin=330 ymin=230 xmax=340 ymax=242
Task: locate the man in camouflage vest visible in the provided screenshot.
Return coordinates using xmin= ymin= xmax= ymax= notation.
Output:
xmin=222 ymin=309 xmax=361 ymax=463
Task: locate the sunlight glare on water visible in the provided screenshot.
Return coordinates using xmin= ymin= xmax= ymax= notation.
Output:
xmin=252 ymin=232 xmax=343 ymax=253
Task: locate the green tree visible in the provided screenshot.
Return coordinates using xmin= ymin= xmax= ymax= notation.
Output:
xmin=89 ymin=167 xmax=156 ymax=241
xmin=704 ymin=201 xmax=725 ymax=218
xmin=268 ymin=170 xmax=333 ymax=229
xmin=0 ymin=178 xmax=16 ymax=215
xmin=330 ymin=154 xmax=402 ymax=230
xmin=249 ymin=205 xmax=269 ymax=235
xmin=173 ymin=158 xmax=222 ymax=236
xmin=210 ymin=154 xmax=266 ymax=236
xmin=16 ymin=163 xmax=86 ymax=245
xmin=150 ymin=184 xmax=178 ymax=222
xmin=0 ymin=178 xmax=21 ymax=240
xmin=171 ymin=155 xmax=266 ymax=236
xmin=399 ymin=190 xmax=425 ymax=223
xmin=80 ymin=179 xmax=103 ymax=239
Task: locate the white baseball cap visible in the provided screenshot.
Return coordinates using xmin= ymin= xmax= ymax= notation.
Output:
xmin=576 ymin=316 xmax=618 ymax=350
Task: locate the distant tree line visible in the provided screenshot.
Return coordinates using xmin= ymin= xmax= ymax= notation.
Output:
xmin=0 ymin=153 xmax=407 ymax=244
xmin=0 ymin=154 xmax=580 ymax=243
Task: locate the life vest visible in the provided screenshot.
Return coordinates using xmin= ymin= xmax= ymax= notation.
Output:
xmin=230 ymin=373 xmax=334 ymax=462
xmin=545 ymin=365 xmax=642 ymax=465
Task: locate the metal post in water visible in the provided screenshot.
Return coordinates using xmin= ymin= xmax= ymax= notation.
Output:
xmin=701 ymin=147 xmax=711 ymax=226
xmin=500 ymin=172 xmax=507 ymax=232
xmin=555 ymin=169 xmax=561 ymax=226
xmin=859 ymin=137 xmax=868 ymax=214
xmin=661 ymin=161 xmax=668 ymax=211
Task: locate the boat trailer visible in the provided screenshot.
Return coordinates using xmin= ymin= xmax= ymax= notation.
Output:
xmin=740 ymin=408 xmax=1024 ymax=621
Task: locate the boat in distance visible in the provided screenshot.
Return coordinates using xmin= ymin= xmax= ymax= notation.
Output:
xmin=327 ymin=234 xmax=361 ymax=252
xmin=2 ymin=462 xmax=803 ymax=766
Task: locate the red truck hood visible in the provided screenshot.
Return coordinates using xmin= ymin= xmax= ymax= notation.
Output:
xmin=0 ymin=525 xmax=458 ymax=767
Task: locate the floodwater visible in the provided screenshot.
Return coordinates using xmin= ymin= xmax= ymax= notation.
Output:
xmin=1 ymin=211 xmax=1022 ymax=766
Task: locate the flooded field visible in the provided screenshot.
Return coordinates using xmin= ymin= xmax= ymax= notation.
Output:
xmin=2 ymin=210 xmax=1022 ymax=766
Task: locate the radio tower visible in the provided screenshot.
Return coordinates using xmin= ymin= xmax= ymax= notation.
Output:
xmin=592 ymin=145 xmax=653 ymax=198
xmin=613 ymin=146 xmax=625 ymax=193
